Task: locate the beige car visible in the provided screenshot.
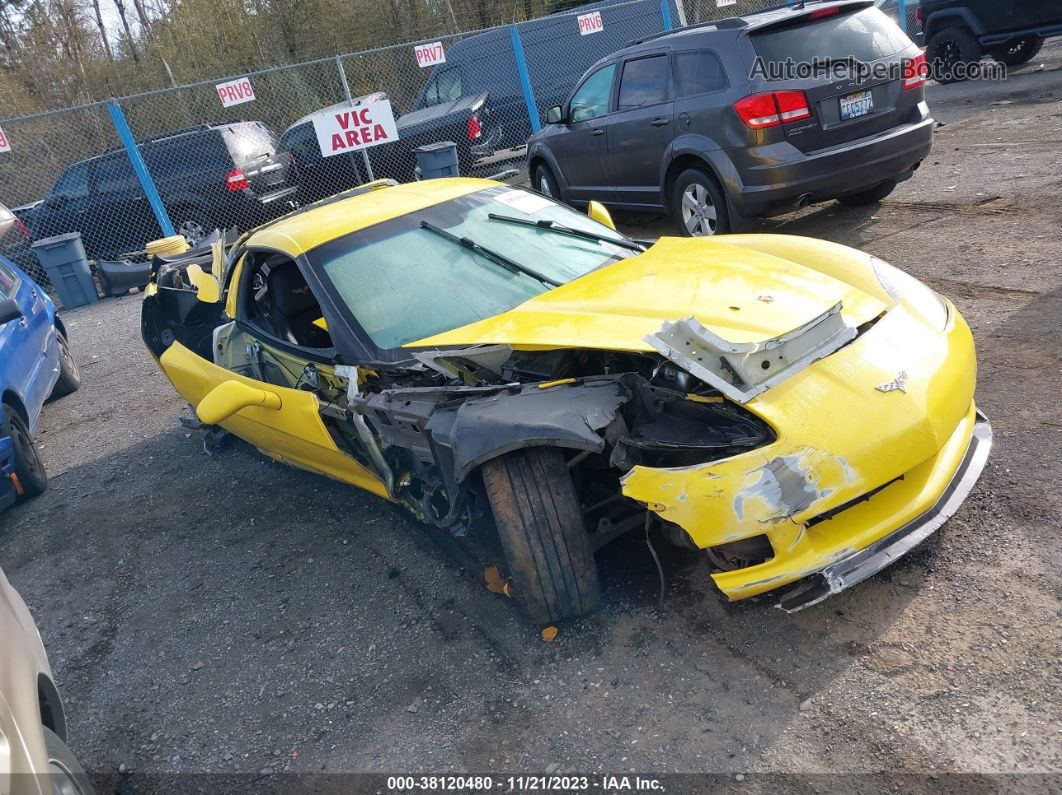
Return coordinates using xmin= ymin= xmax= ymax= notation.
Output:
xmin=0 ymin=566 xmax=94 ymax=795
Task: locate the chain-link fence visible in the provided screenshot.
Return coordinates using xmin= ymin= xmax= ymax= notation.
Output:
xmin=0 ymin=0 xmax=923 ymax=293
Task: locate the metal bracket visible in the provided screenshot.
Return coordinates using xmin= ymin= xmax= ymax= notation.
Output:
xmin=644 ymin=303 xmax=855 ymax=404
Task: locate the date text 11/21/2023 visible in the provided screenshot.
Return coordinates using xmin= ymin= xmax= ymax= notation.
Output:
xmin=386 ymin=775 xmax=665 ymax=792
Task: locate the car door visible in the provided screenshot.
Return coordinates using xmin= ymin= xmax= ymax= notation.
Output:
xmin=606 ymin=52 xmax=675 ymax=207
xmin=93 ymin=153 xmax=159 ymax=257
xmin=151 ymin=246 xmax=390 ymax=498
xmin=33 ymin=161 xmax=93 ymax=244
xmin=0 ymin=260 xmax=57 ymax=426
xmin=550 ymin=63 xmax=617 ymax=202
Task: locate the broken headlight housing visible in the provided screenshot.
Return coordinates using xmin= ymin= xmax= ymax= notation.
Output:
xmin=872 ymin=258 xmax=949 ymax=329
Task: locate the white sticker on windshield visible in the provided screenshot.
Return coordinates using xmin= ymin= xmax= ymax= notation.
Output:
xmin=494 ymin=189 xmax=553 ymax=215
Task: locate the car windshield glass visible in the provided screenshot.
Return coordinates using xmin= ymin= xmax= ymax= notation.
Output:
xmin=310 ymin=186 xmax=637 ymax=349
xmin=751 ymin=7 xmax=910 ymax=64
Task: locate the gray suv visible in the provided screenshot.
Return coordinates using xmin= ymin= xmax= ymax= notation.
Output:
xmin=527 ymin=0 xmax=933 ymax=235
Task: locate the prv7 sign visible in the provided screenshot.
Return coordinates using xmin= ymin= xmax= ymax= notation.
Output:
xmin=216 ymin=77 xmax=255 ymax=108
xmin=577 ymin=11 xmax=603 ymax=35
xmin=312 ymin=99 xmax=399 ymax=157
xmin=0 ymin=126 xmax=10 ymax=153
xmin=414 ymin=41 xmax=446 ymax=68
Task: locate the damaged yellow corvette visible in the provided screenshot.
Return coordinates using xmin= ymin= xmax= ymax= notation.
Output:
xmin=141 ymin=178 xmax=991 ymax=623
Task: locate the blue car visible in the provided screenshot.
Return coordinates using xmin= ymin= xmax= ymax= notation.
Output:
xmin=0 ymin=256 xmax=80 ymax=510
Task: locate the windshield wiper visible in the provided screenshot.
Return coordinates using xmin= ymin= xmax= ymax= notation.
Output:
xmin=487 ymin=213 xmax=645 ymax=252
xmin=419 ymin=220 xmax=560 ymax=287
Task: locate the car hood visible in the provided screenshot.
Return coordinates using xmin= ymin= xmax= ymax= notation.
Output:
xmin=411 ymin=236 xmax=887 ymax=352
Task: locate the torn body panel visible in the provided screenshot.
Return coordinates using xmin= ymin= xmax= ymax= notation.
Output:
xmin=621 ymin=303 xmax=982 ymax=603
xmin=643 ymin=303 xmax=856 ymax=404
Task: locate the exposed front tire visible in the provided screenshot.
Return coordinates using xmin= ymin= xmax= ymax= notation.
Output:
xmin=670 ymin=167 xmax=730 ymax=236
xmin=532 ymin=162 xmax=561 ymax=201
xmin=2 ymin=403 xmax=47 ymax=499
xmin=837 ymin=179 xmax=898 ymax=206
xmin=44 ymin=726 xmax=96 ymax=795
xmin=927 ymin=27 xmax=983 ymax=83
xmin=50 ymin=330 xmax=81 ymax=398
xmin=989 ymin=37 xmax=1043 ymax=67
xmin=481 ymin=447 xmax=600 ymax=624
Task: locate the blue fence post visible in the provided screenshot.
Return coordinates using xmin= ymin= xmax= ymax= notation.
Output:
xmin=660 ymin=0 xmax=673 ymax=31
xmin=509 ymin=25 xmax=541 ymax=136
xmin=105 ymin=99 xmax=175 ymax=238
xmin=898 ymin=0 xmax=907 ymax=33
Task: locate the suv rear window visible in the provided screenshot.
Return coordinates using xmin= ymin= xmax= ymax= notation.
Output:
xmin=751 ymin=7 xmax=911 ymax=64
xmin=222 ymin=124 xmax=276 ymax=165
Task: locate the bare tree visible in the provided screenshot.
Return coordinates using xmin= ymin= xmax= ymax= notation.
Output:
xmin=112 ymin=0 xmax=140 ymax=62
xmin=91 ymin=0 xmax=113 ymax=60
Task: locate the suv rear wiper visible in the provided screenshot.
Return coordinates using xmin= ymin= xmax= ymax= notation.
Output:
xmin=419 ymin=220 xmax=560 ymax=287
xmin=487 ymin=213 xmax=645 ymax=252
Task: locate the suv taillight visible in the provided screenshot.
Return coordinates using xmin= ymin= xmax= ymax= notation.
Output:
xmin=14 ymin=218 xmax=28 ymax=240
xmin=914 ymin=7 xmax=922 ymax=26
xmin=733 ymin=90 xmax=812 ymax=129
xmin=903 ymin=52 xmax=928 ymax=90
xmin=467 ymin=114 xmax=482 ymax=141
xmin=226 ymin=168 xmax=249 ymax=191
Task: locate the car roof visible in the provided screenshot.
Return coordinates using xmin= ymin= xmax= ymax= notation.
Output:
xmin=246 ymin=177 xmax=497 ymax=256
xmin=285 ymin=94 xmax=389 ymax=133
xmin=64 ymin=122 xmax=262 ymax=169
xmin=595 ymin=0 xmax=873 ymax=64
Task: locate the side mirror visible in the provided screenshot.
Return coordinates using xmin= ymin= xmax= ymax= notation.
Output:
xmin=0 ymin=297 xmax=23 ymax=325
xmin=197 ymin=380 xmax=282 ymax=425
xmin=546 ymin=105 xmax=565 ymax=124
xmin=587 ymin=200 xmax=616 ymax=231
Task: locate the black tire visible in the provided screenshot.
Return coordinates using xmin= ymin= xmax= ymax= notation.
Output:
xmin=2 ymin=403 xmax=47 ymax=499
xmin=837 ymin=179 xmax=898 ymax=207
xmin=43 ymin=726 xmax=96 ymax=795
xmin=481 ymin=447 xmax=600 ymax=624
xmin=927 ymin=27 xmax=983 ymax=84
xmin=173 ymin=209 xmax=213 ymax=249
xmin=989 ymin=36 xmax=1043 ymax=67
xmin=532 ymin=162 xmax=561 ymax=201
xmin=670 ymin=167 xmax=730 ymax=236
xmin=50 ymin=330 xmax=80 ymax=397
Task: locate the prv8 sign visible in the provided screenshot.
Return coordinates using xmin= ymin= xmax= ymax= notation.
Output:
xmin=216 ymin=77 xmax=256 ymax=108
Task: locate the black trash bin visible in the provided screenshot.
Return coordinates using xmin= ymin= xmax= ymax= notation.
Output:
xmin=414 ymin=142 xmax=460 ymax=179
xmin=31 ymin=232 xmax=98 ymax=308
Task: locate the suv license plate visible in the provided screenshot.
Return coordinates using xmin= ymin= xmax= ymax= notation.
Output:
xmin=840 ymin=90 xmax=874 ymax=121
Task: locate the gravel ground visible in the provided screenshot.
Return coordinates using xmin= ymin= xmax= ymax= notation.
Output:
xmin=1 ymin=46 xmax=1059 ymax=792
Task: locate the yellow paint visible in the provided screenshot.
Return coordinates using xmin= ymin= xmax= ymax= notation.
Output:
xmin=686 ymin=394 xmax=723 ymax=403
xmin=537 ymin=378 xmax=576 ymax=389
xmin=621 ymin=305 xmax=978 ymax=600
xmin=158 ymin=342 xmax=390 ymax=498
xmin=197 ymin=380 xmax=282 ymax=425
xmin=587 ymin=200 xmax=616 ymax=230
xmin=223 ymin=252 xmax=245 ymax=318
xmin=186 ymin=264 xmax=220 ymax=304
xmin=410 ymin=236 xmax=887 ymax=351
xmin=313 ymin=316 xmax=329 ymax=331
xmin=146 ymin=235 xmax=189 ymax=257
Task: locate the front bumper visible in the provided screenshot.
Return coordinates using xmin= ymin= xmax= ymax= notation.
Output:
xmin=778 ymin=409 xmax=992 ymax=611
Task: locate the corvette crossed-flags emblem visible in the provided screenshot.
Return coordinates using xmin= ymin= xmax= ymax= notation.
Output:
xmin=876 ymin=371 xmax=909 ymax=394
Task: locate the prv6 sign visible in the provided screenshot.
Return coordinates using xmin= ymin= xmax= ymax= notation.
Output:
xmin=216 ymin=77 xmax=256 ymax=108
xmin=577 ymin=11 xmax=604 ymax=35
xmin=312 ymin=99 xmax=399 ymax=157
xmin=414 ymin=41 xmax=446 ymax=68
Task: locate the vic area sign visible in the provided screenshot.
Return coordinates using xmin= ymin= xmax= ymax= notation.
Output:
xmin=215 ymin=77 xmax=255 ymax=108
xmin=311 ymin=99 xmax=399 ymax=157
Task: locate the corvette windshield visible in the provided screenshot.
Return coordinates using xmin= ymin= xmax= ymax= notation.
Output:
xmin=310 ymin=186 xmax=637 ymax=349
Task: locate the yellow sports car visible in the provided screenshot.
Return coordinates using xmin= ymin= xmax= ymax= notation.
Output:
xmin=142 ymin=178 xmax=991 ymax=623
